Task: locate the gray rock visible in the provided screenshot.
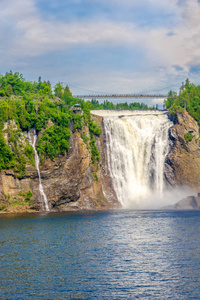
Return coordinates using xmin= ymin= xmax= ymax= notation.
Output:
xmin=163 ymin=196 xmax=200 ymax=210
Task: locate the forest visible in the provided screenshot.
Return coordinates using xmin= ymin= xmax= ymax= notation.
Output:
xmin=0 ymin=71 xmax=101 ymax=176
xmin=165 ymin=79 xmax=200 ymax=125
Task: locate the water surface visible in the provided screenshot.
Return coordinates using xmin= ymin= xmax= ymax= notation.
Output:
xmin=0 ymin=210 xmax=199 ymax=299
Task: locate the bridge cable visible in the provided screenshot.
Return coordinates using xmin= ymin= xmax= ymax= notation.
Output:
xmin=67 ymin=81 xmax=182 ymax=96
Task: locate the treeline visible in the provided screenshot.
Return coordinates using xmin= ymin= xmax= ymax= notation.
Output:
xmin=90 ymin=99 xmax=156 ymax=110
xmin=165 ymin=79 xmax=200 ymax=124
xmin=0 ymin=71 xmax=101 ymax=175
xmin=0 ymin=71 xmax=52 ymax=97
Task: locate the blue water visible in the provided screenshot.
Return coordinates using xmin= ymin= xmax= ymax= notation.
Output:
xmin=0 ymin=210 xmax=200 ymax=299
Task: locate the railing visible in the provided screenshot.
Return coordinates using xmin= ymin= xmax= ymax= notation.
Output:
xmin=75 ymin=94 xmax=168 ymax=99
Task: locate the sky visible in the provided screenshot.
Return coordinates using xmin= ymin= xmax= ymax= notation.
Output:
xmin=1 ymin=0 xmax=200 ymax=103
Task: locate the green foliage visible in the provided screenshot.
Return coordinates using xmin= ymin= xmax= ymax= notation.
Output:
xmin=0 ymin=135 xmax=13 ymax=171
xmin=0 ymin=204 xmax=6 ymax=211
xmin=63 ymin=85 xmax=72 ymax=98
xmin=25 ymin=145 xmax=35 ymax=165
xmin=184 ymin=132 xmax=193 ymax=143
xmin=0 ymin=90 xmax=5 ymax=97
xmin=168 ymin=103 xmax=184 ymax=116
xmin=13 ymin=155 xmax=26 ymax=178
xmin=17 ymin=191 xmax=33 ymax=206
xmin=25 ymin=191 xmax=34 ymax=205
xmin=18 ymin=191 xmax=25 ymax=197
xmin=54 ymin=82 xmax=63 ymax=98
xmin=54 ymin=83 xmax=73 ymax=102
xmin=0 ymin=71 xmax=52 ymax=97
xmin=93 ymin=174 xmax=98 ymax=181
xmin=37 ymin=125 xmax=71 ymax=160
xmin=11 ymin=201 xmax=25 ymax=206
xmin=25 ymin=191 xmax=33 ymax=201
xmin=0 ymin=71 xmax=103 ymax=173
xmin=90 ymin=134 xmax=100 ymax=164
xmin=80 ymin=107 xmax=102 ymax=165
xmin=90 ymin=99 xmax=155 ymax=110
xmin=81 ymin=132 xmax=89 ymax=144
xmin=0 ymin=99 xmax=16 ymax=121
xmin=164 ymin=90 xmax=177 ymax=109
xmin=165 ymin=79 xmax=200 ymax=124
xmin=6 ymin=84 xmax=13 ymax=96
xmin=4 ymin=194 xmax=10 ymax=200
xmin=88 ymin=119 xmax=102 ymax=136
xmin=73 ymin=114 xmax=83 ymax=132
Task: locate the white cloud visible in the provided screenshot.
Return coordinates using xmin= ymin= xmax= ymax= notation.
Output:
xmin=1 ymin=0 xmax=197 ymax=62
xmin=1 ymin=0 xmax=200 ymax=93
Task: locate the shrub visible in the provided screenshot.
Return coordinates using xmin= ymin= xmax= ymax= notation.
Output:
xmin=37 ymin=125 xmax=71 ymax=160
xmin=73 ymin=114 xmax=83 ymax=132
xmin=0 ymin=89 xmax=5 ymax=97
xmin=90 ymin=135 xmax=100 ymax=164
xmin=184 ymin=132 xmax=193 ymax=142
xmin=0 ymin=136 xmax=13 ymax=171
xmin=81 ymin=132 xmax=89 ymax=144
xmin=0 ymin=204 xmax=6 ymax=211
xmin=93 ymin=174 xmax=98 ymax=181
xmin=25 ymin=145 xmax=35 ymax=165
xmin=25 ymin=191 xmax=33 ymax=201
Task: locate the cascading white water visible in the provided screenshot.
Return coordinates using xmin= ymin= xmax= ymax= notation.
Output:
xmin=28 ymin=129 xmax=49 ymax=211
xmin=102 ymin=111 xmax=173 ymax=208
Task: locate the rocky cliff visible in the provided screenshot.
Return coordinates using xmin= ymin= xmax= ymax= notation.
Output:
xmin=165 ymin=111 xmax=200 ymax=190
xmin=1 ymin=110 xmax=200 ymax=213
xmin=0 ymin=117 xmax=119 ymax=213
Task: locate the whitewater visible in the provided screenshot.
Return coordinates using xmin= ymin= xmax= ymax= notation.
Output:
xmin=92 ymin=110 xmax=173 ymax=208
xmin=28 ymin=129 xmax=49 ymax=211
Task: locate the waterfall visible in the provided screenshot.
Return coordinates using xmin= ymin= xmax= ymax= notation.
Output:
xmin=103 ymin=111 xmax=173 ymax=208
xmin=28 ymin=129 xmax=50 ymax=211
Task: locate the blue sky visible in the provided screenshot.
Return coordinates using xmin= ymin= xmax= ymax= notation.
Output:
xmin=1 ymin=0 xmax=200 ymax=103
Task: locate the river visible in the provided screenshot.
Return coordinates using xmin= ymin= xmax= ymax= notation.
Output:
xmin=0 ymin=210 xmax=199 ymax=299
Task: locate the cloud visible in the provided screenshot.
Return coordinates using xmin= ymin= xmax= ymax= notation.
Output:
xmin=167 ymin=32 xmax=175 ymax=36
xmin=189 ymin=64 xmax=200 ymax=74
xmin=1 ymin=0 xmax=200 ymax=96
xmin=2 ymin=0 xmax=197 ymax=62
xmin=0 ymin=0 xmax=141 ymax=57
xmin=173 ymin=65 xmax=184 ymax=71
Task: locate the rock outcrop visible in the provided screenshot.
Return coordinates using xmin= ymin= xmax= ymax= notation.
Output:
xmin=0 ymin=118 xmax=120 ymax=213
xmin=165 ymin=111 xmax=200 ymax=190
xmin=163 ymin=195 xmax=200 ymax=210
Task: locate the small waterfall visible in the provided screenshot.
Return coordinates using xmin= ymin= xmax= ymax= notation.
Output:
xmin=103 ymin=111 xmax=173 ymax=208
xmin=28 ymin=129 xmax=50 ymax=211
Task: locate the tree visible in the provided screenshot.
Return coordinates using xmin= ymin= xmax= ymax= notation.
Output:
xmin=54 ymin=82 xmax=63 ymax=98
xmin=5 ymin=84 xmax=13 ymax=96
xmin=63 ymin=85 xmax=72 ymax=97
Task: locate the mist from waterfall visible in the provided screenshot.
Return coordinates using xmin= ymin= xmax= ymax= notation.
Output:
xmin=103 ymin=111 xmax=173 ymax=209
xmin=28 ymin=129 xmax=49 ymax=211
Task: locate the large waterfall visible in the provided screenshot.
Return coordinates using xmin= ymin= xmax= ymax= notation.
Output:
xmin=28 ymin=129 xmax=50 ymax=211
xmin=96 ymin=111 xmax=173 ymax=208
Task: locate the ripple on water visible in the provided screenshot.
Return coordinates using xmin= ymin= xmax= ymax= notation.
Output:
xmin=0 ymin=210 xmax=200 ymax=299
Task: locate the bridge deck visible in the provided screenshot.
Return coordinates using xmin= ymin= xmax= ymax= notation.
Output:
xmin=75 ymin=94 xmax=168 ymax=99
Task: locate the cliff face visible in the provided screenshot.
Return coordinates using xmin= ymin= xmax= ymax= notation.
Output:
xmin=0 ymin=119 xmax=119 ymax=213
xmin=165 ymin=111 xmax=200 ymax=190
xmin=2 ymin=110 xmax=199 ymax=213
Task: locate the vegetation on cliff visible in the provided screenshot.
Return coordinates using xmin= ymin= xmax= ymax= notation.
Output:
xmin=0 ymin=71 xmax=101 ymax=176
xmin=165 ymin=79 xmax=200 ymax=125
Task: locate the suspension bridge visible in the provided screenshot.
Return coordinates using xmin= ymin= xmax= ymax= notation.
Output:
xmin=75 ymin=93 xmax=168 ymax=99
